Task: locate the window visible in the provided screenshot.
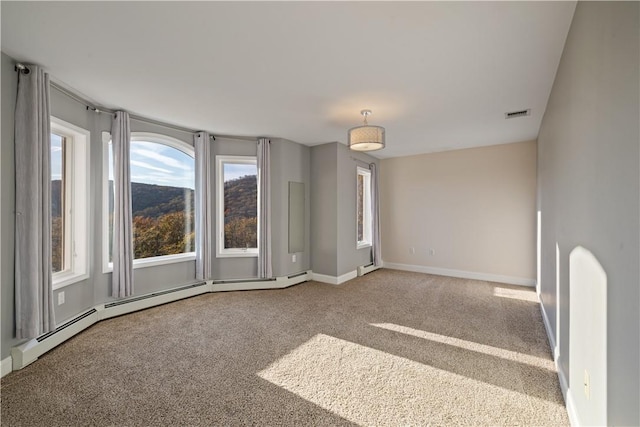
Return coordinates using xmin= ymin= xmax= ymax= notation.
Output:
xmin=216 ymin=155 xmax=258 ymax=257
xmin=103 ymin=133 xmax=195 ymax=271
xmin=50 ymin=117 xmax=90 ymax=288
xmin=357 ymin=166 xmax=372 ymax=249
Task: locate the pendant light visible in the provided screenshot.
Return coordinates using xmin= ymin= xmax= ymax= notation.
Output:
xmin=348 ymin=109 xmax=385 ymax=152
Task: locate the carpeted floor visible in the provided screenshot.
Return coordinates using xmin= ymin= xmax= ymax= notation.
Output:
xmin=1 ymin=269 xmax=568 ymax=426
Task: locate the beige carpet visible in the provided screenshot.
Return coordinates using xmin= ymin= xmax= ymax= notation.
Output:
xmin=1 ymin=269 xmax=568 ymax=426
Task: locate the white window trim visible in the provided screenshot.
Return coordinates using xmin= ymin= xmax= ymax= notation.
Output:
xmin=103 ymin=252 xmax=196 ymax=273
xmin=131 ymin=132 xmax=195 ymax=157
xmin=51 ymin=117 xmax=90 ymax=290
xmin=102 ymin=132 xmax=196 ymax=273
xmin=101 ymin=131 xmax=111 ymax=274
xmin=216 ymin=155 xmax=258 ymax=258
xmin=356 ymin=166 xmax=372 ymax=250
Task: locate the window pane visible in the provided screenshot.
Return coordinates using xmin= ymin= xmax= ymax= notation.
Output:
xmin=129 ymin=140 xmax=195 ymax=259
xmin=51 ymin=133 xmax=65 ymax=273
xmin=223 ymin=163 xmax=257 ymax=249
xmin=98 ymin=139 xmax=194 ymax=261
xmin=108 ymin=144 xmax=114 ymax=263
xmin=357 ymin=173 xmax=364 ymax=242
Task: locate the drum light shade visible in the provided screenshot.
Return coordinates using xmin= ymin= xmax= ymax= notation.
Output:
xmin=348 ymin=110 xmax=385 ymax=152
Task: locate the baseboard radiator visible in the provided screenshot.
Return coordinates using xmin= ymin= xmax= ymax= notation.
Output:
xmin=11 ymin=271 xmax=311 ymax=371
xmin=101 ymin=281 xmax=209 ymax=320
xmin=357 ymin=263 xmax=381 ymax=276
xmin=12 ymin=308 xmax=100 ymax=370
xmin=211 ymin=271 xmax=311 ymax=292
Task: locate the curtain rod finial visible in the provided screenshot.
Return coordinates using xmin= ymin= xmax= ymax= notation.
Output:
xmin=15 ymin=63 xmax=31 ymax=74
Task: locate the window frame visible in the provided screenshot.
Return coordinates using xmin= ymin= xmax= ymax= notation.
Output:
xmin=102 ymin=132 xmax=196 ymax=273
xmin=50 ymin=117 xmax=90 ymax=289
xmin=356 ymin=166 xmax=373 ymax=249
xmin=216 ymin=155 xmax=259 ymax=258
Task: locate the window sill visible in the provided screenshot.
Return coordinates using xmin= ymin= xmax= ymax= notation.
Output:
xmin=53 ymin=271 xmax=89 ymax=290
xmin=216 ymin=250 xmax=259 ymax=258
xmin=103 ymin=252 xmax=196 ymax=273
xmin=357 ymin=242 xmax=372 ymax=250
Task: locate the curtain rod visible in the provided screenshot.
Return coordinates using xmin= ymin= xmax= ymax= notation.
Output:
xmin=15 ymin=63 xmax=30 ymax=73
xmin=49 ymin=80 xmax=217 ymax=140
xmin=16 ymin=62 xmax=262 ymax=142
xmin=350 ymin=156 xmax=373 ymax=166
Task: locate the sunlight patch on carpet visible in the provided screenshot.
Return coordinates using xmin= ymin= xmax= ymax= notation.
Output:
xmin=370 ymin=323 xmax=553 ymax=370
xmin=493 ymin=287 xmax=539 ymax=303
xmin=257 ymin=333 xmax=531 ymax=425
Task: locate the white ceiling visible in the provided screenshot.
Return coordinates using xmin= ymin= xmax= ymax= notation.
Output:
xmin=1 ymin=1 xmax=576 ymax=159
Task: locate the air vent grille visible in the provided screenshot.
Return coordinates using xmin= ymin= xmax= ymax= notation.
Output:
xmin=505 ymin=109 xmax=531 ymax=119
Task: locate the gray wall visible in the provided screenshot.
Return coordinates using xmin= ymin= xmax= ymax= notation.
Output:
xmin=336 ymin=143 xmax=377 ymax=276
xmin=0 ymin=53 xmax=312 ymax=358
xmin=537 ymin=2 xmax=639 ymax=425
xmin=310 ymin=143 xmax=338 ymax=276
xmin=310 ymin=142 xmax=378 ymax=277
xmin=270 ymin=138 xmax=311 ymax=277
xmin=210 ymin=137 xmax=312 ymax=279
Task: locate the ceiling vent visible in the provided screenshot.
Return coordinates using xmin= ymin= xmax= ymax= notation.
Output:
xmin=505 ymin=109 xmax=531 ymax=119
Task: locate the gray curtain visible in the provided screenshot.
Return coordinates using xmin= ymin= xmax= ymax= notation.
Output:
xmin=370 ymin=163 xmax=382 ymax=267
xmin=257 ymin=138 xmax=272 ymax=278
xmin=111 ymin=111 xmax=134 ymax=298
xmin=194 ymin=131 xmax=212 ymax=280
xmin=14 ymin=64 xmax=56 ymax=339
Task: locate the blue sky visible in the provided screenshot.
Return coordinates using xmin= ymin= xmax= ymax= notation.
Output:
xmin=108 ymin=140 xmax=195 ymax=190
xmin=130 ymin=141 xmax=195 ymax=189
xmin=51 ymin=134 xmax=63 ymax=180
xmin=54 ymin=136 xmax=256 ymax=190
xmin=224 ymin=163 xmax=256 ymax=182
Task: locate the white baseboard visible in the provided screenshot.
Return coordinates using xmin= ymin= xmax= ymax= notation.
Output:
xmin=383 ymin=262 xmax=536 ymax=287
xmin=566 ymin=387 xmax=580 ymax=427
xmin=1 ymin=356 xmax=12 ymax=377
xmin=540 ymin=298 xmax=577 ymax=426
xmin=540 ymin=301 xmax=557 ymax=357
xmin=312 ymin=270 xmax=357 ymax=285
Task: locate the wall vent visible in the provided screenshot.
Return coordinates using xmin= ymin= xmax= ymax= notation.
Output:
xmin=505 ymin=109 xmax=531 ymax=119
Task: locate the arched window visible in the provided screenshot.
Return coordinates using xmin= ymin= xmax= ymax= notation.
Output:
xmin=103 ymin=133 xmax=196 ymax=270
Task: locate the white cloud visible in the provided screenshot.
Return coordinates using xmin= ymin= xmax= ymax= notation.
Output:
xmin=131 ymin=148 xmax=192 ymax=171
xmin=130 ymin=159 xmax=172 ymax=174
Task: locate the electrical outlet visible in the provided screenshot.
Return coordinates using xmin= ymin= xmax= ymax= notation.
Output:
xmin=584 ymin=370 xmax=590 ymax=399
xmin=291 ymin=254 xmax=297 ymax=263
xmin=410 ymin=247 xmax=415 ymax=254
xmin=58 ymin=291 xmax=65 ymax=306
xmin=429 ymin=248 xmax=436 ymax=256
